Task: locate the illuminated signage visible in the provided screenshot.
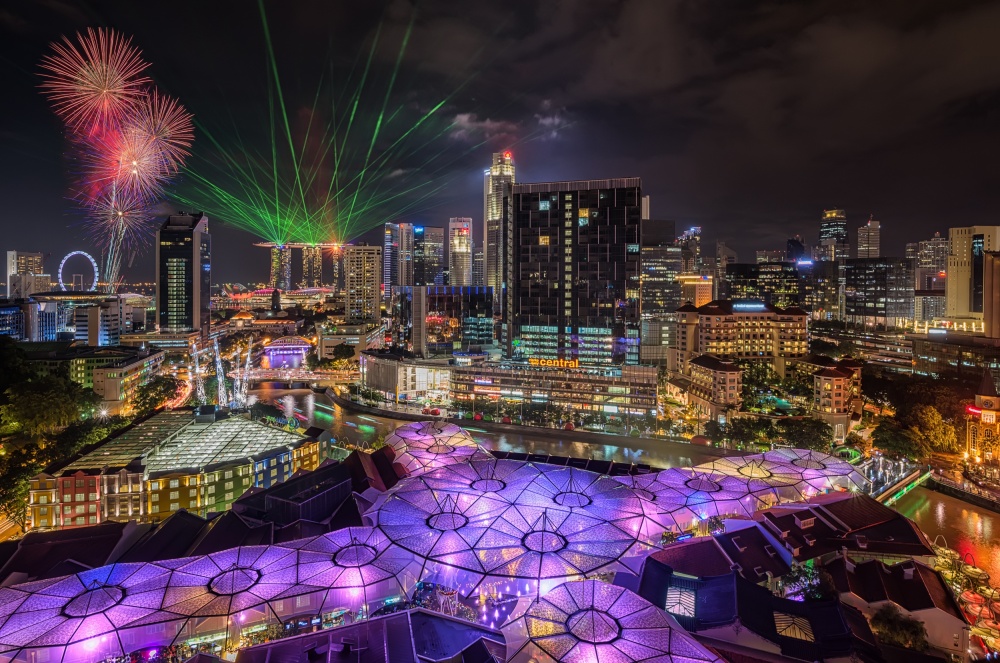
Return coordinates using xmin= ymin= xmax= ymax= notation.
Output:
xmin=733 ymin=302 xmax=767 ymax=312
xmin=528 ymin=358 xmax=579 ymax=368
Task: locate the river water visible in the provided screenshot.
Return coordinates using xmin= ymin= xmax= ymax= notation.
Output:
xmin=253 ymin=386 xmax=1000 ymax=580
xmin=250 ymin=386 xmax=728 ymax=470
xmin=894 ymin=487 xmax=1000 ymax=583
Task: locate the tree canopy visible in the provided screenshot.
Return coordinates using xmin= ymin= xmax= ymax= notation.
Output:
xmin=133 ymin=375 xmax=184 ymax=414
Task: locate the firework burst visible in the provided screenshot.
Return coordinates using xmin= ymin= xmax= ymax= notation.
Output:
xmin=40 ymin=27 xmax=193 ymax=290
xmin=39 ymin=27 xmax=150 ymax=133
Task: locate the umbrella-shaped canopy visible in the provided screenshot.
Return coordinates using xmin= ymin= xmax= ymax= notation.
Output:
xmin=372 ymin=465 xmax=643 ymax=596
xmin=614 ymin=472 xmax=692 ymax=541
xmin=503 ymin=579 xmax=723 ymax=663
xmin=0 ymin=562 xmax=173 ymax=654
xmin=699 ymin=456 xmax=806 ymax=503
xmin=289 ymin=526 xmax=419 ymax=599
xmin=656 ymin=467 xmax=771 ymax=522
xmin=760 ymin=448 xmax=871 ymax=492
xmin=384 ymin=420 xmax=491 ymax=476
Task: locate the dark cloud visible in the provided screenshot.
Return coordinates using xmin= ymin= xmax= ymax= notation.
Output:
xmin=2 ymin=0 xmax=1000 ymax=282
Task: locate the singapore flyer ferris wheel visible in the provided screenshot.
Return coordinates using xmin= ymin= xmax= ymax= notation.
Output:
xmin=58 ymin=251 xmax=99 ymax=291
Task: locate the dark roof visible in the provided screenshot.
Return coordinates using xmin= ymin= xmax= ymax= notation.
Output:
xmin=117 ymin=510 xmax=206 ymax=563
xmin=735 ymin=577 xmax=861 ymax=662
xmin=648 ymin=538 xmax=734 ymax=578
xmin=0 ymin=522 xmax=129 ymax=584
xmin=690 ymin=354 xmax=742 ymax=372
xmin=757 ymin=493 xmax=933 ymax=562
xmin=813 ymin=366 xmax=854 ymax=379
xmin=825 ymin=557 xmax=965 ymax=621
xmin=715 ymin=526 xmax=791 ymax=584
xmin=676 ymin=303 xmax=699 ymax=313
xmin=690 ymin=300 xmax=809 ymax=317
xmin=233 ymin=609 xmax=503 ymax=663
xmin=797 ymin=354 xmax=839 ymax=368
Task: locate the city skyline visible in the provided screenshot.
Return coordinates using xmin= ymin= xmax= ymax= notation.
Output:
xmin=3 ymin=2 xmax=1000 ymax=283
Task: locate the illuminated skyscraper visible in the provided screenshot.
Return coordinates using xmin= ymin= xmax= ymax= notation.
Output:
xmin=819 ymin=209 xmax=849 ymax=260
xmin=916 ymin=232 xmax=948 ymax=290
xmin=947 ymin=225 xmax=1000 ymax=320
xmin=448 ymin=218 xmax=473 ymax=286
xmin=472 ymin=243 xmax=485 ymax=286
xmin=269 ymin=246 xmax=291 ymax=290
xmin=484 ymin=151 xmax=515 ymax=305
xmin=640 ymin=219 xmax=680 ymax=316
xmin=413 ymin=226 xmax=445 ymax=286
xmin=383 ymin=222 xmax=415 ymax=299
xmin=856 ymin=216 xmax=881 ymax=258
xmin=156 ymin=212 xmax=211 ymax=340
xmin=300 ymin=246 xmax=323 ymax=288
xmin=505 ymin=178 xmax=642 ymax=365
xmin=343 ymin=244 xmax=382 ymax=322
xmin=5 ymin=251 xmax=44 ymax=298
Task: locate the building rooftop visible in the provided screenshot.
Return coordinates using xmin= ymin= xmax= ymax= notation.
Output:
xmin=825 ymin=556 xmax=964 ymax=621
xmin=688 ymin=300 xmax=809 ymax=317
xmin=690 ymin=354 xmax=743 ymax=373
xmin=757 ymin=493 xmax=933 ymax=561
xmin=53 ymin=411 xmax=310 ymax=477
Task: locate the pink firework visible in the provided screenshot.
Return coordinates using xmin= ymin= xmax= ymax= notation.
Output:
xmin=85 ymin=187 xmax=149 ymax=250
xmin=133 ymin=91 xmax=194 ymax=174
xmin=39 ymin=27 xmax=151 ymax=132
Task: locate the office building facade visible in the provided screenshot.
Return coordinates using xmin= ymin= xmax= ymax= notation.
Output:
xmin=843 ymin=258 xmax=914 ymax=329
xmin=413 ymin=226 xmax=445 ymax=286
xmin=268 ymin=245 xmax=291 ymax=290
xmin=391 ymin=286 xmax=494 ymax=358
xmin=505 ymin=178 xmax=642 ymax=365
xmin=819 ymin=209 xmax=850 ymax=260
xmin=640 ymin=219 xmax=680 ymax=317
xmin=946 ymin=226 xmax=1000 ymax=321
xmin=856 ymin=217 xmax=881 ymax=258
xmin=725 ymin=262 xmax=800 ymax=308
xmin=448 ymin=218 xmax=473 ymax=286
xmin=155 ymin=213 xmax=211 ymax=340
xmin=300 ymin=245 xmax=323 ymax=288
xmin=484 ymin=151 xmax=515 ymax=301
xmin=5 ymin=251 xmax=44 ymax=298
xmin=916 ymin=232 xmax=948 ymax=291
xmin=342 ymin=244 xmax=382 ymax=322
xmin=383 ymin=222 xmax=415 ymax=299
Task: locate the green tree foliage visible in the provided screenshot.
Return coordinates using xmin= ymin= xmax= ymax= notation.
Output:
xmin=782 ymin=565 xmax=838 ymax=601
xmin=870 ymin=604 xmax=929 ymax=651
xmin=1 ymin=375 xmax=99 ymax=438
xmin=328 ymin=343 xmax=358 ymax=362
xmin=844 ymin=431 xmax=873 ymax=457
xmin=907 ymin=404 xmax=958 ymax=453
xmin=775 ymin=418 xmax=833 ymax=451
xmin=739 ymin=361 xmax=780 ymax=411
xmin=871 ymin=418 xmax=931 ymax=459
xmin=703 ymin=420 xmax=726 ymax=443
xmin=727 ymin=417 xmax=776 ymax=448
xmin=133 ymin=375 xmax=184 ymax=414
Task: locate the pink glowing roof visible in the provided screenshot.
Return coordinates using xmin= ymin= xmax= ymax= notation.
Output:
xmin=504 ymin=579 xmax=723 ymax=663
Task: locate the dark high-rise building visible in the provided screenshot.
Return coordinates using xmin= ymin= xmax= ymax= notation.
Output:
xmin=786 ymin=236 xmax=807 ymax=262
xmin=390 ymin=286 xmax=494 ymax=358
xmin=156 ymin=212 xmax=211 ymax=340
xmin=383 ymin=222 xmax=414 ymax=300
xmin=640 ymin=219 xmax=681 ymax=317
xmin=797 ymin=259 xmax=842 ymax=320
xmin=413 ymin=226 xmax=445 ymax=286
xmin=472 ymin=243 xmax=485 ymax=286
xmin=725 ymin=262 xmax=800 ymax=308
xmin=505 ymin=178 xmax=642 ymax=365
xmin=843 ymin=258 xmax=914 ymax=329
xmin=819 ymin=209 xmax=849 ymax=261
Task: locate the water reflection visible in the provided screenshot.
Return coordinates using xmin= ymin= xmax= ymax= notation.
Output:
xmin=894 ymin=488 xmax=1000 ymax=583
xmin=249 ymin=387 xmax=727 ymax=470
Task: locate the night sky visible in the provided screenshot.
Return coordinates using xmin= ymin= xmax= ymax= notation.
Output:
xmin=3 ymin=0 xmax=1000 ymax=284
